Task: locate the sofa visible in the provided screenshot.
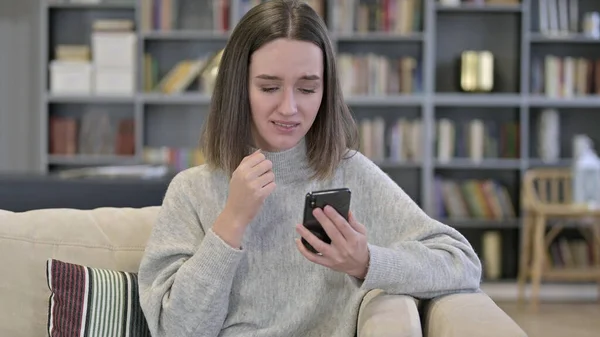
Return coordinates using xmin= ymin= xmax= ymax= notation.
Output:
xmin=0 ymin=206 xmax=527 ymax=337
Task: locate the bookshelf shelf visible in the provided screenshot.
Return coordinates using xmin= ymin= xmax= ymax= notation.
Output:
xmin=528 ymin=95 xmax=600 ymax=107
xmin=47 ymin=2 xmax=136 ymax=9
xmin=48 ymin=154 xmax=140 ymax=166
xmin=435 ymin=159 xmax=522 ymax=170
xmin=141 ymin=93 xmax=212 ymax=105
xmin=46 ymin=94 xmax=135 ymax=104
xmin=335 ymin=32 xmax=424 ymax=42
xmin=345 ymin=95 xmax=424 ymax=107
xmin=529 ymin=33 xmax=600 ymax=44
xmin=435 ymin=3 xmax=523 ymax=13
xmin=528 ymin=159 xmax=573 ymax=167
xmin=439 ymin=218 xmax=521 ymax=229
xmin=434 ymin=94 xmax=522 ymax=107
xmin=142 ymin=30 xmax=231 ymax=41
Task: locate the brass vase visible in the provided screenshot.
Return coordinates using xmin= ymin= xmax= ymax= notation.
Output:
xmin=459 ymin=50 xmax=494 ymax=92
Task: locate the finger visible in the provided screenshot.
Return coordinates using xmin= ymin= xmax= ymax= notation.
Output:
xmin=260 ymin=181 xmax=276 ymax=197
xmin=295 ymin=238 xmax=329 ymax=265
xmin=255 ymin=158 xmax=273 ymax=172
xmin=240 ymin=150 xmax=266 ymax=168
xmin=249 ymin=159 xmax=273 ymax=179
xmin=240 ymin=149 xmax=260 ymax=164
xmin=296 ymin=223 xmax=333 ymax=257
xmin=240 ymin=149 xmax=261 ymax=164
xmin=313 ymin=207 xmax=346 ymax=246
xmin=323 ymin=205 xmax=357 ymax=241
xmin=256 ymin=170 xmax=275 ymax=188
xmin=348 ymin=211 xmax=367 ymax=235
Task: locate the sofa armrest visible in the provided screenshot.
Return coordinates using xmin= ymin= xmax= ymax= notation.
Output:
xmin=357 ymin=289 xmax=422 ymax=337
xmin=421 ymin=291 xmax=527 ymax=337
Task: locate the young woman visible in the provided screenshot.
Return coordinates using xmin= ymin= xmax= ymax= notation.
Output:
xmin=138 ymin=1 xmax=482 ymax=336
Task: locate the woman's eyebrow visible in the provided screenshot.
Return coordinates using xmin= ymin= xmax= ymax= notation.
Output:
xmin=254 ymin=74 xmax=321 ymax=80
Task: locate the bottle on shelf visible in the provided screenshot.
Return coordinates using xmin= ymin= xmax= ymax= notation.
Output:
xmin=572 ymin=135 xmax=600 ymax=210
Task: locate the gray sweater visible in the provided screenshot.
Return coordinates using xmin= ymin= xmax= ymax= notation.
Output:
xmin=138 ymin=139 xmax=482 ymax=337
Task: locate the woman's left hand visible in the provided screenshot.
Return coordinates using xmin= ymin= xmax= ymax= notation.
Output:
xmin=296 ymin=205 xmax=370 ymax=279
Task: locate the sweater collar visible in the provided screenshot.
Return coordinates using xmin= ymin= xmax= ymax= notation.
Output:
xmin=249 ymin=138 xmax=313 ymax=186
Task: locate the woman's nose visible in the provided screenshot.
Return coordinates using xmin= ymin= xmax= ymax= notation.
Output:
xmin=279 ymin=89 xmax=298 ymax=115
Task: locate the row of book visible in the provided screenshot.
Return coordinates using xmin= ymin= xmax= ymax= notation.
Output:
xmin=138 ymin=0 xmax=423 ymax=34
xmin=531 ymin=55 xmax=600 ymax=97
xmin=332 ymin=0 xmax=421 ymax=34
xmin=140 ymin=0 xmax=230 ymax=32
xmin=436 ymin=119 xmax=520 ymax=162
xmin=548 ymin=237 xmax=596 ymax=269
xmin=359 ymin=117 xmax=422 ymax=163
xmin=365 ymin=112 xmax=582 ymax=165
xmin=433 ymin=178 xmax=517 ymax=220
xmin=537 ymin=0 xmax=593 ymax=38
xmin=143 ymin=147 xmax=205 ymax=172
xmin=49 ymin=114 xmax=135 ymax=156
xmin=143 ymin=52 xmax=421 ymax=96
xmin=143 ymin=53 xmax=211 ymax=94
xmin=338 ymin=54 xmax=421 ymax=96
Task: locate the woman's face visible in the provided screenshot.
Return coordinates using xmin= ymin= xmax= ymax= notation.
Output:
xmin=248 ymin=38 xmax=324 ymax=152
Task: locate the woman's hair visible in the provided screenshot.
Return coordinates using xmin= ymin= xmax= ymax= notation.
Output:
xmin=200 ymin=0 xmax=358 ymax=180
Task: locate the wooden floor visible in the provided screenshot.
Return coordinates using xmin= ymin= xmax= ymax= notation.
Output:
xmin=497 ymin=302 xmax=600 ymax=337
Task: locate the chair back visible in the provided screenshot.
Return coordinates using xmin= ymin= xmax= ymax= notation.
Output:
xmin=522 ymin=168 xmax=573 ymax=212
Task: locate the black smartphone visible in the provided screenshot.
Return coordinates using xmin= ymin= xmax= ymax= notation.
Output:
xmin=301 ymin=187 xmax=351 ymax=254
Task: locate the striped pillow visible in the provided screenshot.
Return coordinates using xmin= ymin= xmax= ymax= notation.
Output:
xmin=46 ymin=259 xmax=151 ymax=337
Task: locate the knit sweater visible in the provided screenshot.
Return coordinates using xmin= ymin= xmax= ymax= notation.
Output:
xmin=138 ymin=138 xmax=482 ymax=337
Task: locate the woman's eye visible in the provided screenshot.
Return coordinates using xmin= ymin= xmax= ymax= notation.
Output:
xmin=261 ymin=87 xmax=278 ymax=93
xmin=299 ymin=88 xmax=316 ymax=94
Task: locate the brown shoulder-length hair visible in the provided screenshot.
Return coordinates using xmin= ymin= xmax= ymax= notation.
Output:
xmin=200 ymin=0 xmax=358 ymax=180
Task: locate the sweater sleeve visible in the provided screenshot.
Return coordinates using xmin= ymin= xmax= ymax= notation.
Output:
xmin=138 ymin=171 xmax=244 ymax=337
xmin=344 ymin=153 xmax=482 ymax=299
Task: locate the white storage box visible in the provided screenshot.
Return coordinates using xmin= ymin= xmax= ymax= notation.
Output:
xmin=94 ymin=67 xmax=135 ymax=96
xmin=49 ymin=60 xmax=93 ymax=95
xmin=92 ymin=32 xmax=136 ymax=68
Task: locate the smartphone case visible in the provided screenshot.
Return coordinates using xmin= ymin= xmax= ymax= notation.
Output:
xmin=302 ymin=188 xmax=351 ymax=254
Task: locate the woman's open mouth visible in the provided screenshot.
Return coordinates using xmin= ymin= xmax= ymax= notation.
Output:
xmin=271 ymin=121 xmax=300 ymax=131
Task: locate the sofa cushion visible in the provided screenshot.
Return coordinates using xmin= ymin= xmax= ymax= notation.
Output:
xmin=47 ymin=259 xmax=151 ymax=337
xmin=0 ymin=206 xmax=160 ymax=337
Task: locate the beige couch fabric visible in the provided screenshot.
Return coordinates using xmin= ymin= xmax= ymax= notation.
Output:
xmin=423 ymin=292 xmax=528 ymax=337
xmin=358 ymin=289 xmax=422 ymax=337
xmin=0 ymin=207 xmax=159 ymax=337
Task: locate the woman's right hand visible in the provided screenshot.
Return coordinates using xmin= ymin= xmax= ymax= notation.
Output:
xmin=212 ymin=149 xmax=276 ymax=248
